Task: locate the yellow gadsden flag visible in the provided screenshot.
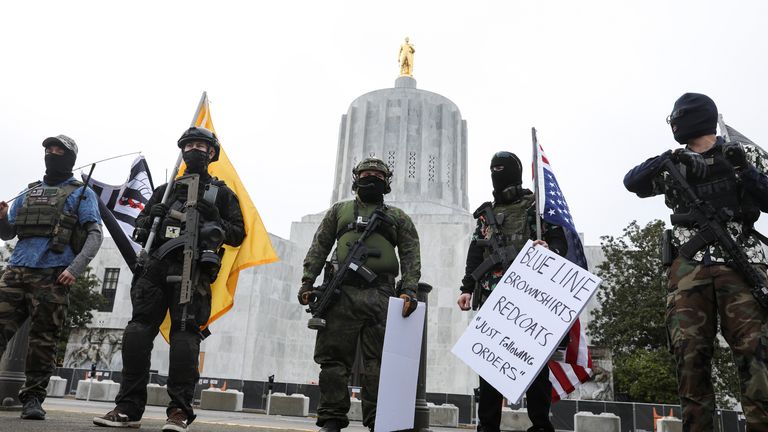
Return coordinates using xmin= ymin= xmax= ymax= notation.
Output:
xmin=160 ymin=92 xmax=279 ymax=341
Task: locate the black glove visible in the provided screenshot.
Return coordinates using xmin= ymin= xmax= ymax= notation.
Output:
xmin=298 ymin=281 xmax=314 ymax=305
xmin=149 ymin=203 xmax=168 ymax=219
xmin=723 ymin=142 xmax=749 ymax=170
xmin=197 ymin=199 xmax=221 ymax=222
xmin=399 ymin=289 xmax=418 ymax=318
xmin=672 ymin=149 xmax=708 ymax=179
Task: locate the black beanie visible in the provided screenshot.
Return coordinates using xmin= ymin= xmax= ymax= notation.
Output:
xmin=490 ymin=151 xmax=523 ymax=192
xmin=668 ymin=93 xmax=718 ymax=144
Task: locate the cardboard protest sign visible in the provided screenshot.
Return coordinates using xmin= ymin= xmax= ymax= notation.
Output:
xmin=451 ymin=240 xmax=601 ymax=403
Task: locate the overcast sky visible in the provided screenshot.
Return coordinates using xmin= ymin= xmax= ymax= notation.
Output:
xmin=2 ymin=1 xmax=767 ymax=245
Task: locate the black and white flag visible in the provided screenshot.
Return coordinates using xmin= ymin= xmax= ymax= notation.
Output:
xmin=86 ymin=156 xmax=153 ymax=271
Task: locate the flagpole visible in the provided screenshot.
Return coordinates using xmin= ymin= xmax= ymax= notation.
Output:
xmin=718 ymin=114 xmax=731 ymax=142
xmin=137 ymin=91 xmax=207 ymax=267
xmin=531 ymin=127 xmax=542 ymax=240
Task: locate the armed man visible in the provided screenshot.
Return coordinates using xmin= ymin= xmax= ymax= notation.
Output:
xmin=457 ymin=151 xmax=567 ymax=432
xmin=94 ymin=127 xmax=244 ymax=431
xmin=624 ymin=93 xmax=768 ymax=431
xmin=298 ymin=157 xmax=421 ymax=432
xmin=0 ymin=135 xmax=103 ymax=420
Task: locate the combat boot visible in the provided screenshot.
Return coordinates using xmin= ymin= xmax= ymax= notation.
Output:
xmin=318 ymin=420 xmax=342 ymax=432
xmin=20 ymin=396 xmax=46 ymax=420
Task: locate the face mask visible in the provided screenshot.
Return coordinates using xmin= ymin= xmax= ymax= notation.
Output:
xmin=44 ymin=152 xmax=76 ymax=185
xmin=183 ymin=150 xmax=209 ymax=175
xmin=356 ymin=176 xmax=387 ymax=203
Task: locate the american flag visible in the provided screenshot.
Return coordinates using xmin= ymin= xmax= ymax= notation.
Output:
xmin=534 ymin=142 xmax=593 ymax=402
xmin=85 ymin=156 xmax=153 ymax=272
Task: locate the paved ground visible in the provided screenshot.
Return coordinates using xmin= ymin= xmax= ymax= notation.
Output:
xmin=0 ymin=398 xmax=470 ymax=432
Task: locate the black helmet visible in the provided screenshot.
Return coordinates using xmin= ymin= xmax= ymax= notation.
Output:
xmin=667 ymin=93 xmax=718 ymax=144
xmin=177 ymin=127 xmax=220 ymax=162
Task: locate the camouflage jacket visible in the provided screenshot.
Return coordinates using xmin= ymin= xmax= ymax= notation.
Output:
xmin=624 ymin=137 xmax=768 ymax=264
xmin=302 ymin=198 xmax=421 ymax=293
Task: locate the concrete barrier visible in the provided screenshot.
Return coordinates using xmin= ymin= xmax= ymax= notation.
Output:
xmin=200 ymin=388 xmax=244 ymax=412
xmin=500 ymin=407 xmax=533 ymax=431
xmin=348 ymin=398 xmax=363 ymax=421
xmin=574 ymin=411 xmax=621 ymax=432
xmin=428 ymin=403 xmax=458 ymax=427
xmin=268 ymin=392 xmax=309 ymax=417
xmin=75 ymin=379 xmax=120 ymax=402
xmin=146 ymin=383 xmax=171 ymax=407
xmin=657 ymin=417 xmax=683 ymax=432
xmin=46 ymin=376 xmax=68 ymax=398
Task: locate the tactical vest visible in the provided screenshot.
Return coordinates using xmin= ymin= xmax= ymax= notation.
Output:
xmin=334 ymin=200 xmax=399 ymax=276
xmin=671 ymin=144 xmax=760 ymax=226
xmin=157 ymin=180 xmax=221 ymax=246
xmin=480 ymin=193 xmax=535 ymax=262
xmin=15 ymin=180 xmax=84 ymax=253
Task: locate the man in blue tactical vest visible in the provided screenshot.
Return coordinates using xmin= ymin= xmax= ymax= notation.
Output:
xmin=94 ymin=127 xmax=245 ymax=432
xmin=298 ymin=157 xmax=421 ymax=432
xmin=458 ymin=151 xmax=567 ymax=432
xmin=0 ymin=134 xmax=103 ymax=420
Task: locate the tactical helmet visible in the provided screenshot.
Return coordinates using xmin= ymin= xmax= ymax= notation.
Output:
xmin=42 ymin=134 xmax=78 ymax=156
xmin=177 ymin=127 xmax=220 ymax=162
xmin=667 ymin=93 xmax=718 ymax=144
xmin=352 ymin=157 xmax=392 ymax=193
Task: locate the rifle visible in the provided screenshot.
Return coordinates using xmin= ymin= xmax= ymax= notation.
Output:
xmin=662 ymin=159 xmax=768 ymax=308
xmin=165 ymin=174 xmax=201 ymax=331
xmin=306 ymin=208 xmax=394 ymax=329
xmin=470 ymin=203 xmax=518 ymax=310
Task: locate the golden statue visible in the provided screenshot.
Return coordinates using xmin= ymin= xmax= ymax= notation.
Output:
xmin=398 ymin=37 xmax=415 ymax=77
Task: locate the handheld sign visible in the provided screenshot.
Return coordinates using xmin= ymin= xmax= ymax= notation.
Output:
xmin=451 ymin=240 xmax=601 ymax=403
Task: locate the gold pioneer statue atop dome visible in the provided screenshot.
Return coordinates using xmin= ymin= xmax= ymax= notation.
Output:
xmin=398 ymin=37 xmax=415 ymax=77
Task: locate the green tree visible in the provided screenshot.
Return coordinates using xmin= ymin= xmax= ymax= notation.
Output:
xmin=57 ymin=267 xmax=106 ymax=365
xmin=589 ymin=220 xmax=739 ymax=407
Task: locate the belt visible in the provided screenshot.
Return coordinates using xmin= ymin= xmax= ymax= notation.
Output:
xmin=342 ymin=273 xmax=396 ymax=288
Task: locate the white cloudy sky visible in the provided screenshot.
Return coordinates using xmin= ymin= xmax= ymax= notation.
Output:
xmin=2 ymin=0 xmax=767 ymax=245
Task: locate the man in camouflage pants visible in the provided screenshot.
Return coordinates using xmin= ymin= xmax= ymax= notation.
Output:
xmin=624 ymin=93 xmax=768 ymax=431
xmin=298 ymin=157 xmax=421 ymax=432
xmin=0 ymin=135 xmax=102 ymax=420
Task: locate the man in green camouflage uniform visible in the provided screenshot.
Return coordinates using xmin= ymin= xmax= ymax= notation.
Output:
xmin=298 ymin=157 xmax=421 ymax=432
xmin=0 ymin=135 xmax=103 ymax=420
xmin=624 ymin=93 xmax=768 ymax=432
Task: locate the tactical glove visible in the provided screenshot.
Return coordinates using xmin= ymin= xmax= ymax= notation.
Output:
xmin=149 ymin=202 xmax=169 ymax=219
xmin=723 ymin=142 xmax=749 ymax=170
xmin=672 ymin=149 xmax=708 ymax=179
xmin=197 ymin=199 xmax=221 ymax=222
xmin=298 ymin=282 xmax=314 ymax=305
xmin=399 ymin=289 xmax=418 ymax=318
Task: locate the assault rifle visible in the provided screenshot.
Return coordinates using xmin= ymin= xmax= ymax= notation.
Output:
xmin=167 ymin=174 xmax=201 ymax=331
xmin=662 ymin=159 xmax=768 ymax=308
xmin=470 ymin=203 xmax=518 ymax=310
xmin=306 ymin=209 xmax=394 ymax=329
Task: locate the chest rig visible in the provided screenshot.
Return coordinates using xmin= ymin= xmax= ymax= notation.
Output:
xmin=670 ymin=144 xmax=759 ymax=227
xmin=334 ymin=200 xmax=399 ymax=277
xmin=479 ymin=193 xmax=535 ymax=260
xmin=15 ymin=180 xmax=84 ymax=253
xmin=158 ymin=181 xmax=220 ymax=244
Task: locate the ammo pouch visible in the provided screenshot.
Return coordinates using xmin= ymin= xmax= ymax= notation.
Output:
xmin=52 ymin=212 xmax=78 ymax=253
xmin=660 ymin=229 xmax=676 ymax=267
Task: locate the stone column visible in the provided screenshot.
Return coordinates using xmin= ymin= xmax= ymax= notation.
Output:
xmin=0 ymin=318 xmax=30 ymax=407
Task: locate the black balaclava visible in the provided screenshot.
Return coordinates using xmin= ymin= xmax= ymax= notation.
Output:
xmin=44 ymin=151 xmax=76 ymax=185
xmin=669 ymin=93 xmax=718 ymax=144
xmin=356 ymin=176 xmax=387 ymax=203
xmin=490 ymin=151 xmax=523 ymax=203
xmin=182 ymin=149 xmax=211 ymax=179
